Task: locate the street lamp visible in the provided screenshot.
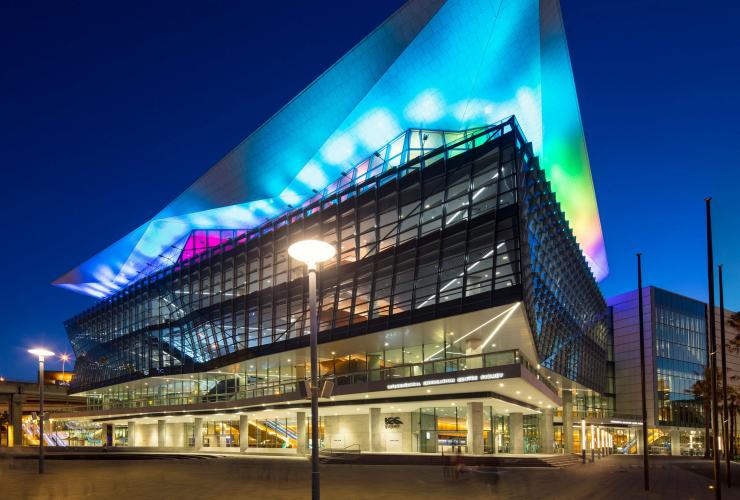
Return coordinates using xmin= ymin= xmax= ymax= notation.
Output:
xmin=288 ymin=239 xmax=336 ymax=500
xmin=28 ymin=347 xmax=54 ymax=474
xmin=59 ymin=353 xmax=70 ymax=376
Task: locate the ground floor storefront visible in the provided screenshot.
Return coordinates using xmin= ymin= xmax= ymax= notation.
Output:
xmin=22 ymin=395 xmax=716 ymax=459
xmin=48 ymin=398 xmax=554 ymax=455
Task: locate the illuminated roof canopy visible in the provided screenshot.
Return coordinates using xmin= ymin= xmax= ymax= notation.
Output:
xmin=55 ymin=0 xmax=608 ymax=298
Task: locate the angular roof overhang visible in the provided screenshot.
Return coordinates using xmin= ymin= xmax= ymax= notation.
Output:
xmin=54 ymin=0 xmax=608 ymax=298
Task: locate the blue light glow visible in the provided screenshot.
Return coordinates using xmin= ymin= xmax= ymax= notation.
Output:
xmin=55 ymin=0 xmax=608 ymax=297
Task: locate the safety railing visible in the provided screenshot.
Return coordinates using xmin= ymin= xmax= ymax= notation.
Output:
xmin=74 ymin=348 xmax=557 ymax=413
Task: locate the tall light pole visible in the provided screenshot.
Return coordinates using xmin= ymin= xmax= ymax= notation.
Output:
xmin=288 ymin=239 xmax=336 ymax=500
xmin=705 ymin=198 xmax=721 ymax=499
xmin=636 ymin=253 xmax=649 ymax=491
xmin=28 ymin=348 xmax=54 ymax=474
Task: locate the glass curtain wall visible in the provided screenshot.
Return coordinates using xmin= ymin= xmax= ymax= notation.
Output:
xmin=413 ymin=406 xmax=498 ymax=454
xmin=248 ymin=418 xmax=297 ymax=449
xmin=81 ymin=347 xmax=555 ymax=411
xmin=67 ymin=122 xmax=524 ymax=393
xmin=67 ymin=116 xmax=608 ymax=398
xmin=523 ymin=414 xmax=541 ymax=453
xmin=202 ymin=419 xmax=240 ymax=448
xmin=653 ymin=288 xmax=707 ymax=428
xmin=45 ymin=419 xmax=103 ymax=447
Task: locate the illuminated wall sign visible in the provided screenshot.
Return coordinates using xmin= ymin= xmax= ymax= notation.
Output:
xmin=386 ymin=372 xmax=504 ymax=390
xmin=386 ymin=382 xmax=422 ymax=390
xmin=56 ymin=0 xmax=608 ymax=297
xmin=422 ymin=378 xmax=457 ymax=386
xmin=609 ymin=419 xmax=644 ymax=426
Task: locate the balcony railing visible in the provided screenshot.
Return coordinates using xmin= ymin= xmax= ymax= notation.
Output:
xmin=75 ymin=349 xmax=556 ymax=414
xmin=332 ymin=349 xmax=557 ymax=394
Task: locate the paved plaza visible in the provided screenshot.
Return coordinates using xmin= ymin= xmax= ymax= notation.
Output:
xmin=0 ymin=454 xmax=739 ymax=499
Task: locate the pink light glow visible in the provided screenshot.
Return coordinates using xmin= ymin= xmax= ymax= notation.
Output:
xmin=179 ymin=230 xmax=246 ymax=263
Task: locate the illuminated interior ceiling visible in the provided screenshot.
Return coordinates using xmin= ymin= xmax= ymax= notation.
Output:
xmin=54 ymin=0 xmax=607 ymax=298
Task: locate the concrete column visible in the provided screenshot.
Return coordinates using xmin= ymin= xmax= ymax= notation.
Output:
xmin=636 ymin=428 xmax=644 ymax=455
xmin=239 ymin=414 xmax=249 ymax=452
xmin=369 ymin=408 xmax=383 ymax=452
xmin=465 ymin=338 xmax=482 ymax=369
xmin=540 ymin=409 xmax=554 ymax=454
xmin=127 ymin=421 xmax=136 ymax=447
xmin=492 ymin=413 xmax=499 ymax=454
xmin=9 ymin=394 xmax=24 ymax=447
xmin=157 ymin=419 xmax=166 ymax=448
xmin=104 ymin=423 xmax=113 ymax=446
xmin=193 ymin=417 xmax=203 ymax=449
xmin=510 ymin=413 xmax=524 ymax=454
xmin=167 ymin=423 xmax=186 ymax=447
xmin=110 ymin=423 xmax=117 ymax=446
xmin=562 ymin=391 xmax=574 ymax=453
xmin=296 ymin=411 xmax=307 ymax=454
xmin=466 ymin=402 xmax=484 ymax=454
xmin=670 ymin=429 xmax=681 ymax=456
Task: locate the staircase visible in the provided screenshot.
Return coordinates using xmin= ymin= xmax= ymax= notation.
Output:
xmin=537 ymin=453 xmax=583 ymax=468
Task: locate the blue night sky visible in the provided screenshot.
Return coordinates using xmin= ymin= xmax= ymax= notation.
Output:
xmin=1 ymin=0 xmax=737 ymax=381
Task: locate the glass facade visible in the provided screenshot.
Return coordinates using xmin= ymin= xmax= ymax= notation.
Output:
xmin=653 ymin=288 xmax=707 ymax=427
xmin=81 ymin=345 xmax=553 ymax=411
xmin=522 ymin=414 xmax=541 ymax=453
xmin=66 ymin=117 xmax=608 ymax=401
xmin=45 ymin=419 xmax=103 ymax=447
xmin=55 ymin=0 xmax=609 ymax=299
xmin=412 ymin=406 xmax=497 ymax=454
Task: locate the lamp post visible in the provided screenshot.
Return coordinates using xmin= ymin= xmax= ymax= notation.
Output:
xmin=288 ymin=239 xmax=336 ymax=500
xmin=637 ymin=253 xmax=649 ymax=490
xmin=60 ymin=354 xmax=70 ymax=376
xmin=28 ymin=348 xmax=54 ymax=474
xmin=581 ymin=418 xmax=586 ymax=463
xmin=705 ymin=198 xmax=721 ymax=500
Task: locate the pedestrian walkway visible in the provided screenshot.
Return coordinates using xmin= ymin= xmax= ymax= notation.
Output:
xmin=0 ymin=452 xmax=737 ymax=499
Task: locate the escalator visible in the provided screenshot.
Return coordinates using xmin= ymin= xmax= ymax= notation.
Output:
xmin=617 ymin=429 xmax=667 ymax=454
xmin=247 ymin=420 xmax=297 ymax=448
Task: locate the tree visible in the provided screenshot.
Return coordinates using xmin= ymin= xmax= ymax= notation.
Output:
xmin=727 ymin=386 xmax=738 ymax=459
xmin=691 ymin=367 xmax=714 ymax=458
xmin=728 ymin=312 xmax=740 ymax=355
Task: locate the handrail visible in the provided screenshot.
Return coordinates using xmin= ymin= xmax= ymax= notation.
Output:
xmin=72 ymin=348 xmax=559 ymax=413
xmin=320 ymin=443 xmax=361 ymax=456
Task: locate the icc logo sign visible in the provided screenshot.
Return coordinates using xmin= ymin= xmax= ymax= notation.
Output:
xmin=384 ymin=416 xmax=402 ymax=429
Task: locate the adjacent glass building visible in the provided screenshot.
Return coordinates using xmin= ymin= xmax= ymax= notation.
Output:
xmin=608 ymin=287 xmax=711 ymax=455
xmin=50 ymin=0 xmax=617 ymax=455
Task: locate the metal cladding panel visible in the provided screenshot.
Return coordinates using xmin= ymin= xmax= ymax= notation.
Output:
xmin=518 ymin=153 xmax=609 ymax=393
xmin=55 ymin=0 xmax=607 ymax=298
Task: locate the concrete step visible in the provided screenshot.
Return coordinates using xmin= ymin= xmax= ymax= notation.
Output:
xmin=538 ymin=453 xmax=584 ymax=468
xmin=319 ymin=453 xmax=566 ymax=467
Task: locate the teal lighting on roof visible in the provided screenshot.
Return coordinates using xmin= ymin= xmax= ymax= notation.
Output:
xmin=55 ymin=0 xmax=607 ymax=298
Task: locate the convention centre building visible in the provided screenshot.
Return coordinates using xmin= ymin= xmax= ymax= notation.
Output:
xmin=49 ymin=0 xmax=620 ymax=455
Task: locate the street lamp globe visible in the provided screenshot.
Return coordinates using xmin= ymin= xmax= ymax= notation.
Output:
xmin=288 ymin=240 xmax=336 ymax=268
xmin=28 ymin=348 xmax=55 ymax=360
